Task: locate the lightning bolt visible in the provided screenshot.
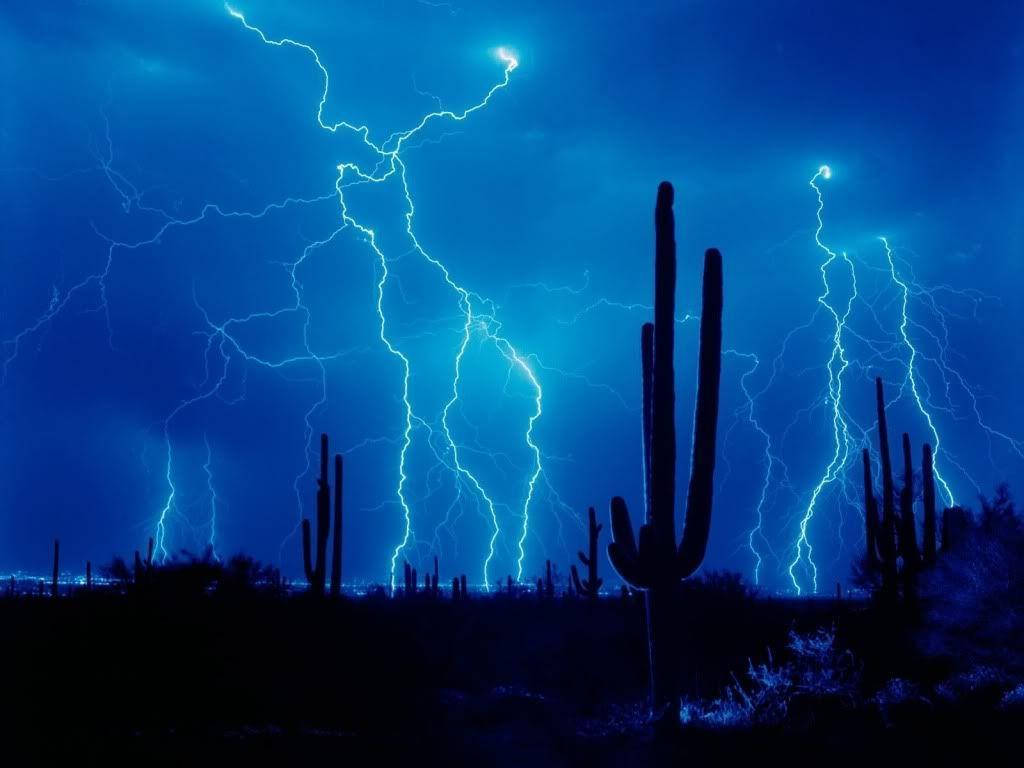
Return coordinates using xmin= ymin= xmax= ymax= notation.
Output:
xmin=787 ymin=165 xmax=857 ymax=595
xmin=227 ymin=5 xmax=545 ymax=591
xmin=727 ymin=350 xmax=781 ymax=585
xmin=745 ymin=165 xmax=1022 ymax=594
xmin=202 ymin=433 xmax=222 ymax=562
xmin=879 ymin=236 xmax=955 ymax=507
xmin=10 ymin=4 xmax=1020 ymax=594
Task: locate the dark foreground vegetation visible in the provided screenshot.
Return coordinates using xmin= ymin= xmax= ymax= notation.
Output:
xmin=1 ymin=556 xmax=1022 ymax=765
xmin=2 ymin=183 xmax=1020 ymax=764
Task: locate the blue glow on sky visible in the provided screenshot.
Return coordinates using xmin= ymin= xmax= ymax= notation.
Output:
xmin=1 ymin=0 xmax=1021 ymax=593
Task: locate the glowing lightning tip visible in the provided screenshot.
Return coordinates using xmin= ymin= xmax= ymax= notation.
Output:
xmin=497 ymin=47 xmax=519 ymax=70
xmin=225 ymin=3 xmax=243 ymax=19
xmin=819 ymin=164 xmax=832 ymax=180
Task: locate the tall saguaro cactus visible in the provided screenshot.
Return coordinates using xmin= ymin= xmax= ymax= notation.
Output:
xmin=921 ymin=443 xmax=937 ymax=565
xmin=899 ymin=432 xmax=921 ymax=600
xmin=606 ymin=182 xmax=723 ymax=717
xmin=874 ymin=378 xmax=899 ymax=596
xmin=862 ymin=449 xmax=880 ymax=572
xmin=330 ymin=454 xmax=344 ymax=596
xmin=303 ymin=433 xmax=344 ymax=597
xmin=571 ymin=506 xmax=603 ymax=598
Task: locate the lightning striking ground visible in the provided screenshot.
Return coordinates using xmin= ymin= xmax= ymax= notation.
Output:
xmin=227 ymin=5 xmax=549 ymax=590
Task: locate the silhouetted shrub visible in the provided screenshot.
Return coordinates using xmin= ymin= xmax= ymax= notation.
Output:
xmin=918 ymin=484 xmax=1024 ymax=674
xmin=693 ymin=627 xmax=859 ymax=727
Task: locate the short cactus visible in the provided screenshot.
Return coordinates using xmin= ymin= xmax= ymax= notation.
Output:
xmin=570 ymin=506 xmax=603 ymax=598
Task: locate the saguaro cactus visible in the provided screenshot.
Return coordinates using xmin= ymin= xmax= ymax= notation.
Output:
xmin=899 ymin=433 xmax=921 ymax=601
xmin=606 ymin=182 xmax=723 ymax=717
xmin=134 ymin=537 xmax=154 ymax=582
xmin=862 ymin=449 xmax=880 ymax=572
xmin=922 ymin=443 xmax=937 ymax=565
xmin=571 ymin=506 xmax=603 ymax=598
xmin=899 ymin=434 xmax=921 ymax=566
xmin=303 ymin=433 xmax=343 ymax=597
xmin=302 ymin=434 xmax=330 ymax=596
xmin=874 ymin=379 xmax=898 ymax=597
xmin=330 ymin=453 xmax=344 ymax=596
xmin=402 ymin=561 xmax=416 ymax=596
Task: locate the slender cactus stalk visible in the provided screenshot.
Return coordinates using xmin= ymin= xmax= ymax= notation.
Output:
xmin=899 ymin=433 xmax=921 ymax=602
xmin=862 ymin=449 xmax=880 ymax=571
xmin=302 ymin=433 xmax=333 ymax=597
xmin=875 ymin=379 xmax=898 ymax=597
xmin=922 ymin=444 xmax=937 ymax=565
xmin=330 ymin=453 xmax=343 ymax=596
xmin=571 ymin=506 xmax=603 ymax=598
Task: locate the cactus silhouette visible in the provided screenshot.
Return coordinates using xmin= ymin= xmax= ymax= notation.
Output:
xmin=542 ymin=559 xmax=554 ymax=598
xmin=899 ymin=432 xmax=921 ymax=602
xmin=922 ymin=443 xmax=937 ymax=565
xmin=570 ymin=506 xmax=603 ymax=598
xmin=899 ymin=434 xmax=921 ymax=566
xmin=330 ymin=453 xmax=343 ymax=596
xmin=941 ymin=505 xmax=969 ymax=553
xmin=873 ymin=378 xmax=899 ymax=597
xmin=134 ymin=537 xmax=154 ymax=583
xmin=606 ymin=182 xmax=723 ymax=717
xmin=862 ymin=449 xmax=880 ymax=573
xmin=303 ymin=433 xmax=343 ymax=597
xmin=863 ymin=382 xmax=948 ymax=601
xmin=403 ymin=561 xmax=416 ymax=596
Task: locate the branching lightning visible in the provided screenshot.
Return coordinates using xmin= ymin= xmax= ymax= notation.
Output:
xmin=786 ymin=166 xmax=857 ymax=594
xmin=227 ymin=5 xmax=546 ymax=590
xmin=202 ymin=433 xmax=222 ymax=562
xmin=741 ymin=164 xmax=1022 ymax=594
xmin=6 ymin=4 xmax=1022 ymax=595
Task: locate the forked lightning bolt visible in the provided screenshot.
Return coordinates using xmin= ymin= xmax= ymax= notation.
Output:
xmin=227 ymin=4 xmax=542 ymax=590
xmin=787 ymin=165 xmax=857 ymax=594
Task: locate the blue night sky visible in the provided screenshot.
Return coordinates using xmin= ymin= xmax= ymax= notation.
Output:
xmin=2 ymin=0 xmax=1021 ymax=593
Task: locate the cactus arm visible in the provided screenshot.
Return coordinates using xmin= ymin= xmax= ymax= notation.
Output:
xmin=608 ymin=496 xmax=639 ymax=560
xmin=607 ymin=496 xmax=651 ymax=587
xmin=570 ymin=565 xmax=584 ymax=595
xmin=677 ymin=248 xmax=723 ymax=578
